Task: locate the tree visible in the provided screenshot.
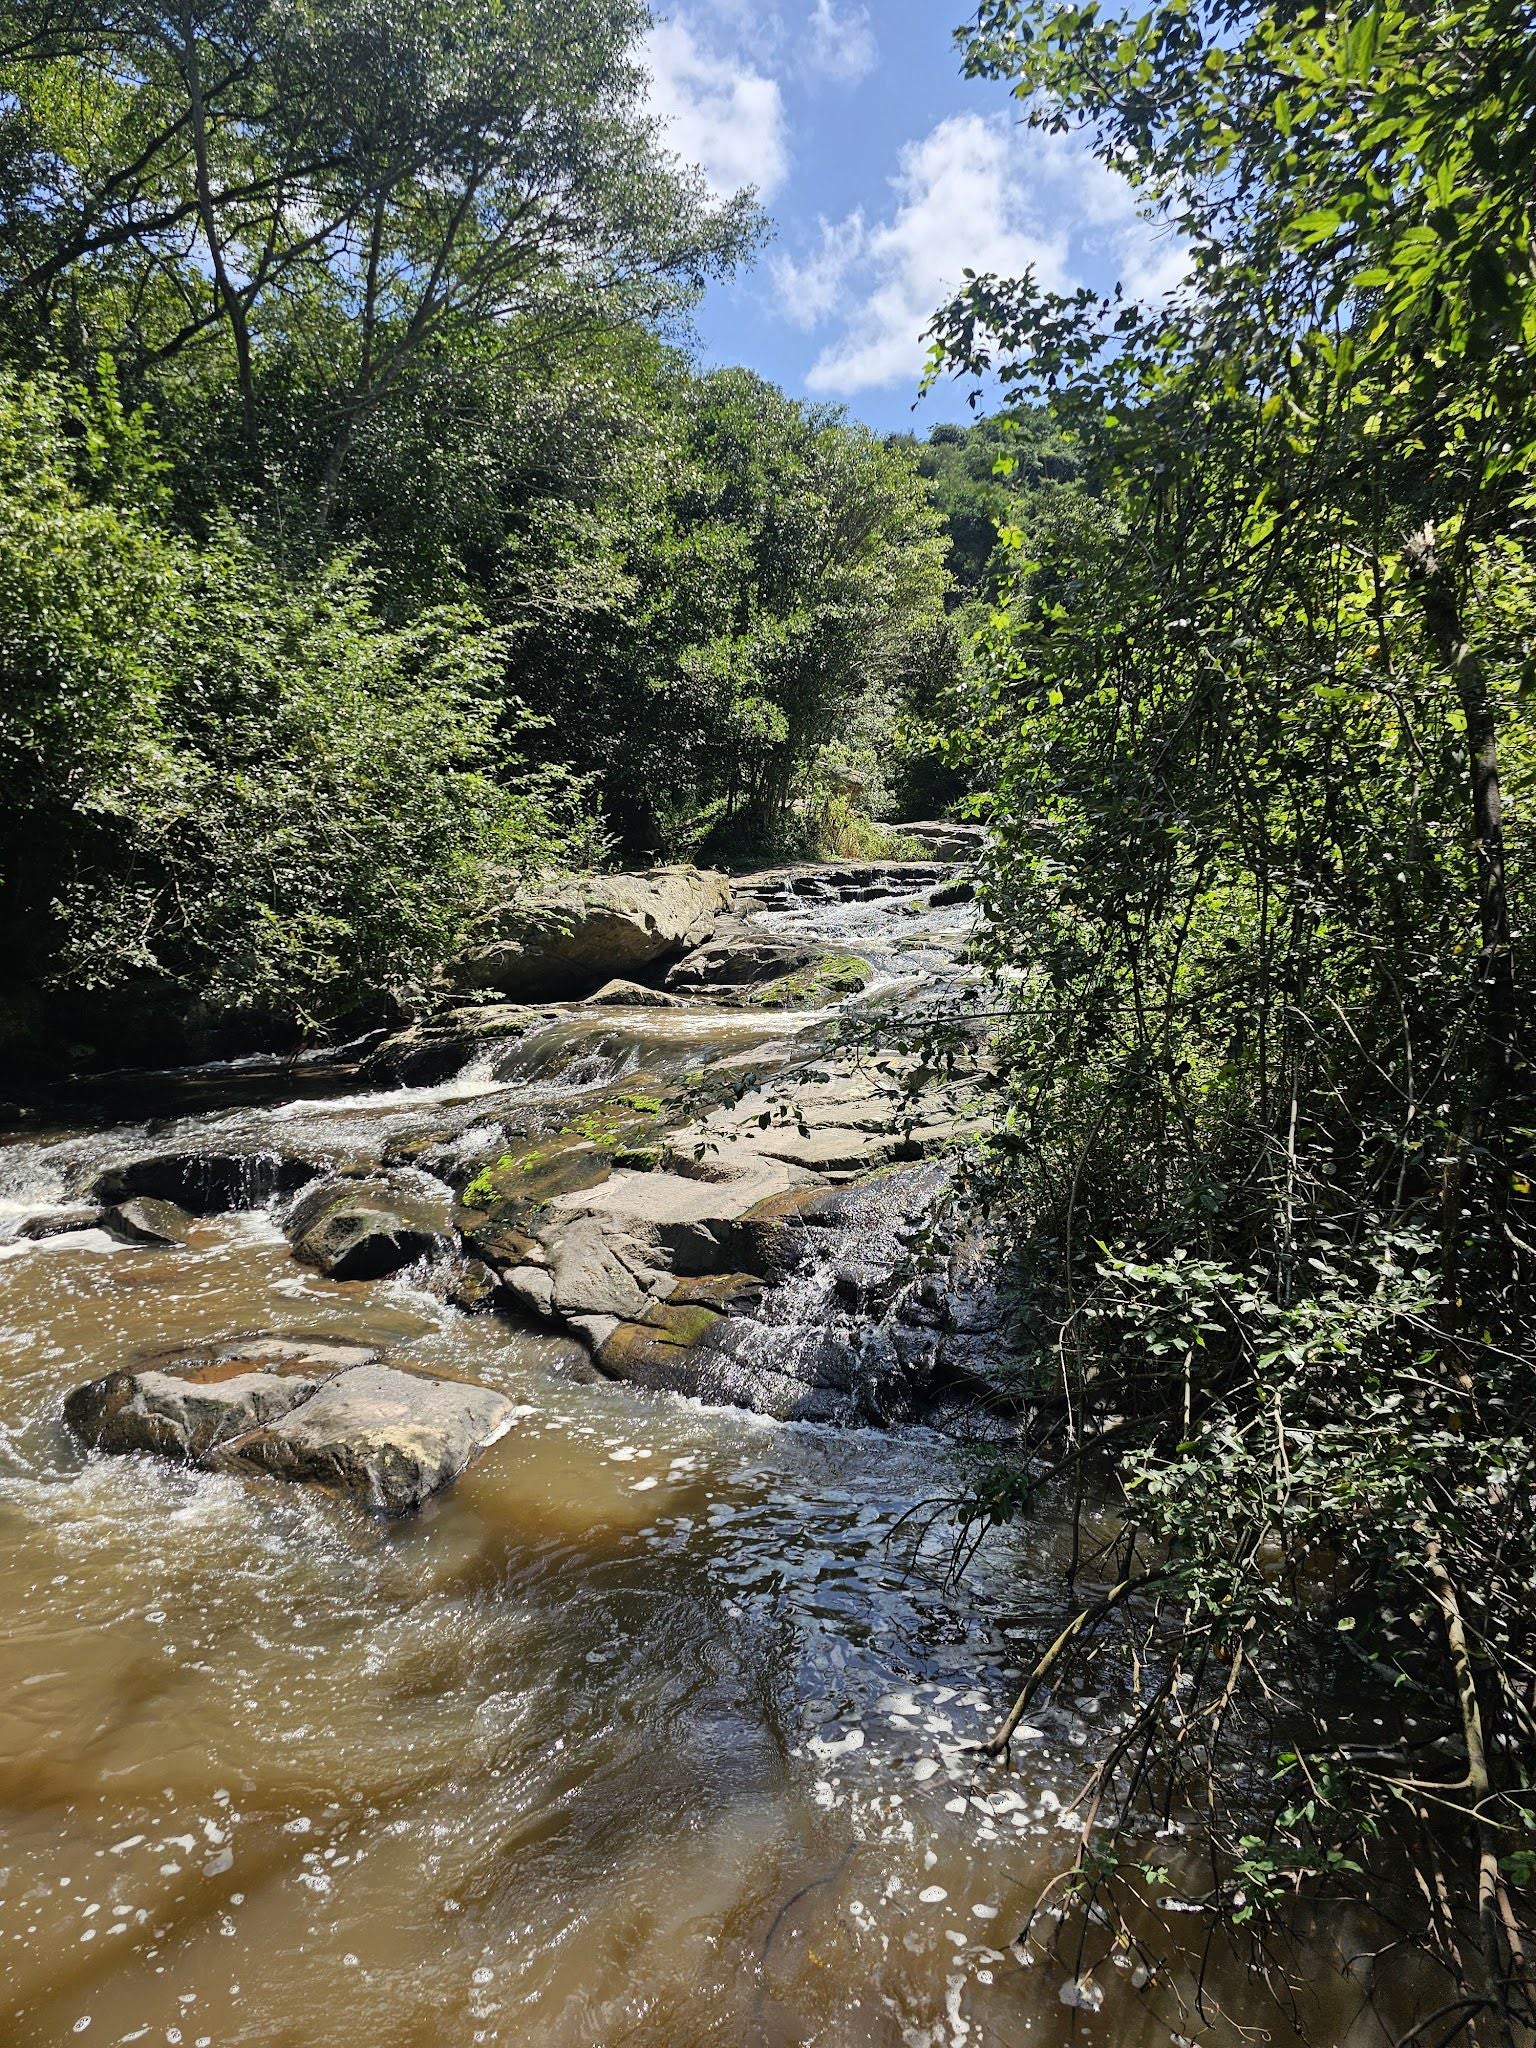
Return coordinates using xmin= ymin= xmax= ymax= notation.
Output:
xmin=0 ymin=364 xmax=596 ymax=1065
xmin=927 ymin=0 xmax=1536 ymax=2027
xmin=0 ymin=0 xmax=758 ymax=504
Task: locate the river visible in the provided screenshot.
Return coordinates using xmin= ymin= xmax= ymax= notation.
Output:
xmin=0 ymin=866 xmax=1381 ymax=2046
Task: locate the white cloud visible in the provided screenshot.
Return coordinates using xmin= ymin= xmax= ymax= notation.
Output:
xmin=776 ymin=112 xmax=1187 ymax=396
xmin=772 ymin=210 xmax=868 ymax=327
xmin=644 ymin=15 xmax=790 ymax=199
xmin=803 ymin=0 xmax=877 ymax=86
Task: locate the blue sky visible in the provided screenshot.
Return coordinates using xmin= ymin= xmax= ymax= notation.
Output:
xmin=643 ymin=0 xmax=1187 ymax=435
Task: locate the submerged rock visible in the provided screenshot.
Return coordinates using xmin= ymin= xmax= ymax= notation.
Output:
xmin=452 ymin=867 xmax=730 ymax=1000
xmin=282 ymin=1170 xmax=456 ymax=1281
xmin=212 ymin=1364 xmax=516 ymax=1515
xmin=12 ymin=1204 xmax=103 ymax=1241
xmin=415 ymin=1252 xmax=505 ymax=1314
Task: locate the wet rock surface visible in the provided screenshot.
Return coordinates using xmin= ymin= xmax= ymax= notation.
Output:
xmin=41 ymin=839 xmax=1003 ymax=1440
xmin=89 ymin=1148 xmax=322 ymax=1213
xmin=12 ymin=1203 xmax=103 ymax=1241
xmin=664 ymin=928 xmax=820 ymax=990
xmin=63 ymin=1335 xmax=378 ymax=1464
xmin=212 ymin=1363 xmax=518 ymax=1515
xmin=65 ymin=1338 xmax=515 ymax=1514
xmin=282 ymin=1169 xmax=457 ymax=1280
xmin=583 ymin=979 xmax=685 ymax=1008
xmin=100 ymin=1195 xmax=192 ymax=1246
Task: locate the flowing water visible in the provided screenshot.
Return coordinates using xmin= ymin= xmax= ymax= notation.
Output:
xmin=0 ymin=872 xmax=1385 ymax=2047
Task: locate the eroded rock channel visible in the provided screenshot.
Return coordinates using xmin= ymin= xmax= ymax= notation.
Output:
xmin=17 ymin=854 xmax=1014 ymax=1511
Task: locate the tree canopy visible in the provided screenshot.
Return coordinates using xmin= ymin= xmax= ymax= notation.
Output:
xmin=927 ymin=0 xmax=1536 ymax=2026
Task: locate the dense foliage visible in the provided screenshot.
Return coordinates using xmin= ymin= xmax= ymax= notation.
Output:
xmin=0 ymin=2 xmax=958 ymax=1068
xmin=930 ymin=0 xmax=1536 ymax=2031
xmin=0 ymin=364 xmax=600 ymax=1057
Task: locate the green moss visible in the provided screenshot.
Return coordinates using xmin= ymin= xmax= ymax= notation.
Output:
xmin=612 ymin=1141 xmax=664 ymax=1170
xmin=746 ymin=953 xmax=873 ymax=1009
xmin=463 ymin=1152 xmax=520 ymax=1206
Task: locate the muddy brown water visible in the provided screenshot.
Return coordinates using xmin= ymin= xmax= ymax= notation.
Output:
xmin=0 ymin=884 xmax=1394 ymax=2046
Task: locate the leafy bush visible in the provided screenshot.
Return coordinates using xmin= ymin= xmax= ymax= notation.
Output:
xmin=0 ymin=368 xmax=597 ymax=1058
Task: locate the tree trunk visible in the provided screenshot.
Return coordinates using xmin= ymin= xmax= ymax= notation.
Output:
xmin=1405 ymin=522 xmax=1517 ymax=1110
xmin=177 ymin=5 xmax=260 ymax=469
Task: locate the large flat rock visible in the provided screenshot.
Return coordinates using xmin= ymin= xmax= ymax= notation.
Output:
xmin=213 ymin=1364 xmax=516 ymax=1515
xmin=63 ymin=1336 xmax=375 ymax=1462
xmin=65 ymin=1345 xmax=514 ymax=1515
xmin=665 ymin=1057 xmax=983 ymax=1182
xmin=452 ymin=868 xmax=730 ymax=1000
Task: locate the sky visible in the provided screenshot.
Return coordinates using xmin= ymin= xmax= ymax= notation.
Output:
xmin=642 ymin=0 xmax=1188 ymax=436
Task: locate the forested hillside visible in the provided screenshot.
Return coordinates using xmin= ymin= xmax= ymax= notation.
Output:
xmin=0 ymin=0 xmax=959 ymax=1070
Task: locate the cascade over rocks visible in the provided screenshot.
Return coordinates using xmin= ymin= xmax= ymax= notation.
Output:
xmin=53 ymin=845 xmax=1000 ymax=1445
xmin=361 ymin=1002 xmax=545 ymax=1086
xmin=89 ymin=1148 xmax=323 ymax=1213
xmin=451 ymin=867 xmax=731 ymax=1001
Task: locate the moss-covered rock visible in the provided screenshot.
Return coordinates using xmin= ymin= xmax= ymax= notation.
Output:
xmin=743 ymin=953 xmax=873 ymax=1008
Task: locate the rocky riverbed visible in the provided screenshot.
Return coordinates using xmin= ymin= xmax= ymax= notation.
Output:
xmin=0 ymin=853 xmax=1376 ymax=2046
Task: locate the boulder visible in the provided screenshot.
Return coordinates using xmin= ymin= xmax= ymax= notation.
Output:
xmin=212 ymin=1364 xmax=516 ymax=1515
xmin=89 ymin=1149 xmax=321 ymax=1213
xmin=64 ymin=1336 xmax=373 ymax=1462
xmin=583 ymin=979 xmax=685 ymax=1009
xmin=740 ymin=955 xmax=873 ymax=1009
xmin=66 ymin=1342 xmax=515 ymax=1515
xmin=282 ymin=1170 xmax=456 ymax=1281
xmin=542 ymin=1154 xmax=823 ymax=1284
xmin=452 ymin=868 xmax=731 ymax=1000
xmin=100 ymin=1196 xmax=192 ymax=1246
xmin=67 ymin=1366 xmax=325 ymax=1462
xmin=665 ymin=930 xmax=819 ymax=992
